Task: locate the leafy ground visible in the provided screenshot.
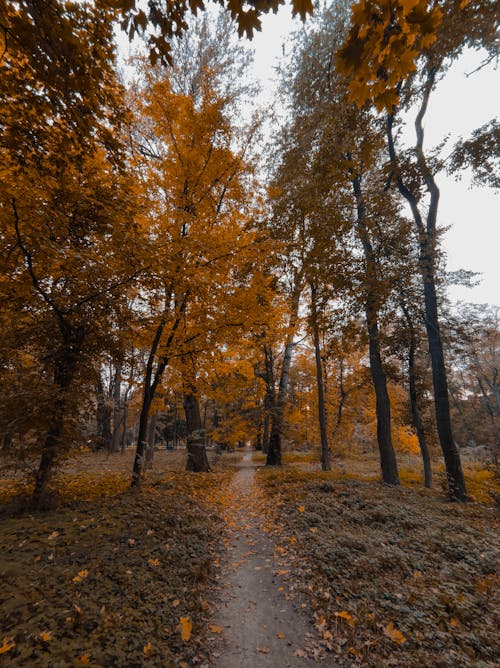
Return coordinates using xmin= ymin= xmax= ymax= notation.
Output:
xmin=1 ymin=449 xmax=498 ymax=667
xmin=0 ymin=449 xmax=239 ymax=667
xmin=256 ymin=457 xmax=499 ymax=667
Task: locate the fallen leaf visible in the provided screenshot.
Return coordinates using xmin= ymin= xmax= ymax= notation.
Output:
xmin=337 ymin=610 xmax=356 ymax=627
xmin=276 ymin=631 xmax=286 ymax=639
xmin=39 ymin=631 xmax=52 ymax=642
xmin=257 ymin=646 xmax=270 ymax=654
xmin=143 ymin=642 xmax=153 ymax=655
xmin=172 ymin=599 xmax=180 ymax=607
xmin=209 ymin=624 xmax=223 ymax=634
xmin=294 ymin=648 xmax=307 ymax=657
xmin=309 ymin=527 xmax=318 ymax=533
xmin=148 ymin=558 xmax=160 ymax=567
xmin=0 ymin=638 xmax=15 ymax=655
xmin=78 ymin=654 xmax=90 ymax=665
xmin=48 ymin=531 xmax=59 ymax=540
xmin=383 ymin=622 xmax=406 ymax=644
xmin=72 ymin=569 xmax=89 ymax=583
xmin=298 ymin=505 xmax=305 ymax=512
xmin=180 ymin=616 xmax=192 ymax=641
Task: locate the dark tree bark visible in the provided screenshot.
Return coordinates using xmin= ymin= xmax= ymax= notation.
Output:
xmin=32 ymin=328 xmax=84 ymax=506
xmin=310 ymin=282 xmax=331 ymax=471
xmin=386 ymin=70 xmax=468 ymax=500
xmin=132 ymin=292 xmax=186 ymax=487
xmin=400 ymin=299 xmax=432 ymax=488
xmin=111 ymin=364 xmax=122 ymax=453
xmin=266 ymin=274 xmax=302 ymax=466
xmin=351 ymin=172 xmax=400 ymax=486
xmin=184 ymin=390 xmax=210 ymax=472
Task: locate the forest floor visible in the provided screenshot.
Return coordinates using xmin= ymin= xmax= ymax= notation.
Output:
xmin=0 ymin=448 xmax=498 ymax=667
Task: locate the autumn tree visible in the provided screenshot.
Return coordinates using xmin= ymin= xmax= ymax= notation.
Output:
xmin=0 ymin=0 xmax=140 ymax=505
xmin=127 ymin=13 xmax=273 ymax=482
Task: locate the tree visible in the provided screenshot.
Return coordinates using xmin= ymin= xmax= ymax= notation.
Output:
xmin=0 ymin=7 xmax=140 ymax=504
xmin=340 ymin=0 xmax=498 ymax=500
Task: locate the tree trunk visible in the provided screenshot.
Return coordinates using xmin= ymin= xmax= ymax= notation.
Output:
xmin=111 ymin=364 xmax=122 ymax=453
xmin=401 ymin=300 xmax=432 ymax=488
xmin=386 ymin=81 xmax=467 ymax=500
xmin=310 ymin=283 xmax=331 ymax=471
xmin=120 ymin=401 xmax=128 ymax=455
xmin=95 ymin=376 xmax=112 ymax=451
xmin=184 ymin=390 xmax=210 ymax=472
xmin=266 ymin=275 xmax=302 ymax=466
xmin=351 ymin=172 xmax=399 ymax=486
xmin=32 ymin=331 xmax=83 ymax=507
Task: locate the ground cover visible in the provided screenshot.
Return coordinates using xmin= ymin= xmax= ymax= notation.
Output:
xmin=0 ymin=449 xmax=239 ymax=667
xmin=257 ymin=464 xmax=499 ymax=667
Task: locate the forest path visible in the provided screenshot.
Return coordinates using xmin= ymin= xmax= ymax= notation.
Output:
xmin=210 ymin=451 xmax=322 ymax=667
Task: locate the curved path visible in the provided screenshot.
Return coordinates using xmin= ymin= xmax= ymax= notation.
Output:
xmin=211 ymin=452 xmax=323 ymax=667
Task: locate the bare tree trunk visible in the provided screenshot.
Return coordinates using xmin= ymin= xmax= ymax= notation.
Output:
xmin=351 ymin=172 xmax=399 ymax=486
xmin=310 ymin=283 xmax=331 ymax=471
xmin=267 ymin=274 xmax=303 ymax=466
xmin=184 ymin=390 xmax=210 ymax=472
xmin=111 ymin=364 xmax=122 ymax=453
xmin=32 ymin=330 xmax=83 ymax=507
xmin=386 ymin=74 xmax=467 ymax=500
xmin=400 ymin=299 xmax=432 ymax=488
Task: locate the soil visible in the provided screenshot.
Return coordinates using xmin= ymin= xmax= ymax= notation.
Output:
xmin=211 ymin=452 xmax=321 ymax=667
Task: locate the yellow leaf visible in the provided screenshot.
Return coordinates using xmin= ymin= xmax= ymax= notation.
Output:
xmin=413 ymin=570 xmax=422 ymax=578
xmin=298 ymin=505 xmax=305 ymax=512
xmin=309 ymin=527 xmax=318 ymax=533
xmin=47 ymin=531 xmax=59 ymax=540
xmin=73 ymin=569 xmax=89 ymax=583
xmin=78 ymin=655 xmax=90 ymax=665
xmin=383 ymin=622 xmax=406 ymax=644
xmin=180 ymin=616 xmax=192 ymax=641
xmin=172 ymin=599 xmax=180 ymax=607
xmin=209 ymin=624 xmax=223 ymax=634
xmin=143 ymin=642 xmax=153 ymax=655
xmin=39 ymin=631 xmax=52 ymax=642
xmin=336 ymin=610 xmax=356 ymax=627
xmin=148 ymin=558 xmax=160 ymax=567
xmin=0 ymin=637 xmax=15 ymax=655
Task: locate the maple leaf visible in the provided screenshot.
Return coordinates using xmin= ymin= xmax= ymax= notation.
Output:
xmin=143 ymin=642 xmax=153 ymax=655
xmin=148 ymin=558 xmax=160 ymax=567
xmin=78 ymin=655 xmax=90 ymax=665
xmin=298 ymin=505 xmax=305 ymax=512
xmin=383 ymin=622 xmax=406 ymax=644
xmin=180 ymin=616 xmax=192 ymax=641
xmin=0 ymin=638 xmax=15 ymax=655
xmin=39 ymin=631 xmax=52 ymax=642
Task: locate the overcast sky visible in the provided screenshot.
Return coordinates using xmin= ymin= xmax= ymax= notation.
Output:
xmin=250 ymin=7 xmax=499 ymax=308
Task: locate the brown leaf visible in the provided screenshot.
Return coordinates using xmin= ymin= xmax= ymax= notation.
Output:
xmin=209 ymin=624 xmax=223 ymax=634
xmin=383 ymin=622 xmax=406 ymax=644
xmin=180 ymin=616 xmax=192 ymax=641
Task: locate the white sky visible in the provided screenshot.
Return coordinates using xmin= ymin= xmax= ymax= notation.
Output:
xmin=250 ymin=7 xmax=499 ymax=307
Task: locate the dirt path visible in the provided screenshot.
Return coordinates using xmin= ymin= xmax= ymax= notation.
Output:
xmin=211 ymin=452 xmax=322 ymax=667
